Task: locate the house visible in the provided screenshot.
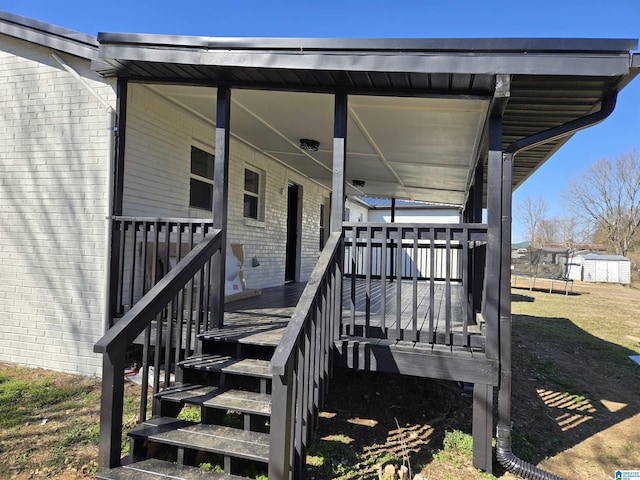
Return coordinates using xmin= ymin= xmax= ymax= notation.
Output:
xmin=0 ymin=10 xmax=638 ymax=480
xmin=567 ymin=253 xmax=632 ymax=284
xmin=348 ymin=196 xmax=461 ymax=224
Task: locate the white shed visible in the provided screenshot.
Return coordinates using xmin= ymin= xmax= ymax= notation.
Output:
xmin=567 ymin=253 xmax=631 ymax=284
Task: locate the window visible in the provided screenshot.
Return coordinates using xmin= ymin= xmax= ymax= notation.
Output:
xmin=243 ymin=168 xmax=261 ymax=219
xmin=189 ymin=146 xmax=214 ymax=211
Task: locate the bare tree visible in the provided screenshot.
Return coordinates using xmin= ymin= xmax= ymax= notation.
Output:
xmin=516 ymin=196 xmax=548 ymax=247
xmin=564 ymin=150 xmax=640 ymax=256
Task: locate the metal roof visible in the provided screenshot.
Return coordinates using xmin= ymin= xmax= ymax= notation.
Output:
xmin=2 ymin=11 xmax=638 ymax=207
xmin=0 ymin=10 xmax=98 ymax=60
xmin=90 ymin=34 xmax=638 ymax=206
xmin=581 ymin=254 xmax=630 ymax=261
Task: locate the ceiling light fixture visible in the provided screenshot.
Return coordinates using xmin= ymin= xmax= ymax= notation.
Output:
xmin=299 ymin=138 xmax=320 ymax=151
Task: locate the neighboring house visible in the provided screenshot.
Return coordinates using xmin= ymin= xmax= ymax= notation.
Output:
xmin=349 ymin=196 xmax=461 ymax=223
xmin=1 ymin=10 xmax=638 ymax=480
xmin=567 ymin=253 xmax=631 ymax=284
xmin=345 ymin=196 xmax=461 ymax=278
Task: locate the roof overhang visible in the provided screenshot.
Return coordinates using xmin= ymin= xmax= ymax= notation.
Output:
xmin=93 ymin=34 xmax=639 ymax=207
xmin=0 ymin=10 xmax=98 ymax=60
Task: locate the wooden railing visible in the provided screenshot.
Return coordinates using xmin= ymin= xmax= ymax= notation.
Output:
xmin=269 ymin=232 xmax=343 ymax=479
xmin=94 ymin=229 xmax=223 ymax=469
xmin=342 ymin=223 xmax=487 ymax=346
xmin=109 ymin=217 xmax=215 ymax=323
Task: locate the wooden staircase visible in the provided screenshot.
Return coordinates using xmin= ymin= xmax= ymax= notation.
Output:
xmin=96 ymin=326 xmax=278 ymax=479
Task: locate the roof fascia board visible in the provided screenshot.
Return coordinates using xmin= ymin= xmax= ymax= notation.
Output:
xmin=0 ymin=10 xmax=98 ymax=60
xmin=96 ymin=33 xmax=638 ymax=53
xmin=97 ymin=44 xmax=632 ymax=77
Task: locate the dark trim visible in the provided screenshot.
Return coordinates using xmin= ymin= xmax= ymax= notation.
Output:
xmin=96 ymin=33 xmax=637 ymax=53
xmin=334 ymin=340 xmax=499 ymax=385
xmin=108 ymin=78 xmax=128 ymax=326
xmin=506 ymin=93 xmax=617 ymax=155
xmin=472 ymin=383 xmax=494 ymax=472
xmin=496 ymin=152 xmax=514 ymax=459
xmin=96 ymin=45 xmax=632 ymax=78
xmin=112 ymin=78 xmax=127 ymax=217
xmin=484 ymin=117 xmax=502 ymax=363
xmin=210 ymin=86 xmax=231 ymax=329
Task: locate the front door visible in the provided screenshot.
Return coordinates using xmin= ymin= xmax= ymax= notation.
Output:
xmin=285 ymin=183 xmax=300 ymax=282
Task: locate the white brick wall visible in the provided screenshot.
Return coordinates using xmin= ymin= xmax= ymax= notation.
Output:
xmin=124 ymin=85 xmax=331 ymax=288
xmin=0 ymin=36 xmax=115 ymax=376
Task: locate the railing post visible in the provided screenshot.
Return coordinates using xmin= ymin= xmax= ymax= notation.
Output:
xmin=97 ymin=343 xmax=125 ymax=470
xmin=269 ymin=368 xmax=294 ymax=480
xmin=209 ymin=87 xmax=231 ymax=329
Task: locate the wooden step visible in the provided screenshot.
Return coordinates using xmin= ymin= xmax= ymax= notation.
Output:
xmin=157 ymin=384 xmax=271 ymax=416
xmin=96 ymin=457 xmax=246 ymax=479
xmin=129 ymin=417 xmax=270 ymax=464
xmin=199 ymin=320 xmax=287 ymax=347
xmin=179 ymin=354 xmax=272 ymax=379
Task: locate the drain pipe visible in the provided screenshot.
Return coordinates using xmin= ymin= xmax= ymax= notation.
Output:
xmin=495 ymin=93 xmax=617 ymax=480
xmin=52 ymin=53 xmax=116 ymax=334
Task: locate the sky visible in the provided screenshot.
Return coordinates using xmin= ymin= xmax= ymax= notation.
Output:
xmin=3 ymin=0 xmax=639 ymax=242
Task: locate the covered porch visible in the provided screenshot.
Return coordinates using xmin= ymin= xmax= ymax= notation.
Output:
xmin=92 ymin=35 xmax=639 ymax=480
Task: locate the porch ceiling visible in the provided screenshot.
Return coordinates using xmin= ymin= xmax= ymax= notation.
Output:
xmin=95 ymin=35 xmax=639 ymax=207
xmin=148 ymin=84 xmax=489 ymax=204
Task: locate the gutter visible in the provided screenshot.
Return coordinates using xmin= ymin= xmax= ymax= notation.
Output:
xmin=495 ymin=93 xmax=617 ymax=480
xmin=52 ymin=53 xmax=116 ymax=335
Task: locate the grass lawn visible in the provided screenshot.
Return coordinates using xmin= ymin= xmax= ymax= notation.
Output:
xmin=0 ymin=280 xmax=638 ymax=479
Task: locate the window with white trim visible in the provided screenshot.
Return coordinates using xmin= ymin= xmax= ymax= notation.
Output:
xmin=189 ymin=146 xmax=214 ymax=211
xmin=243 ymin=167 xmax=263 ymax=220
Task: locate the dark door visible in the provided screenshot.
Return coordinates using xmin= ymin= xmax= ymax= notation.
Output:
xmin=285 ymin=183 xmax=300 ymax=283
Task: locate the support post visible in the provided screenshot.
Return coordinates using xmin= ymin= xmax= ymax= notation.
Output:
xmin=330 ymin=93 xmax=347 ymax=234
xmin=484 ymin=117 xmax=502 ymax=363
xmin=473 ymin=161 xmax=484 ymax=223
xmin=97 ymin=344 xmax=125 ymax=469
xmin=473 ymin=383 xmax=493 ymax=473
xmin=472 ymin=116 xmax=502 ymax=472
xmin=210 ymin=87 xmax=231 ymax=329
xmin=108 ymin=78 xmax=128 ymax=327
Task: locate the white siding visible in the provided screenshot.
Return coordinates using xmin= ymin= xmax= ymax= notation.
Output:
xmin=0 ymin=37 xmax=115 ymax=375
xmin=123 ymin=85 xmax=331 ymax=288
xmin=368 ymin=208 xmax=460 ymax=224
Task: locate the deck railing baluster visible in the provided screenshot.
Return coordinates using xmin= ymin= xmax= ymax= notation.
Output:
xmin=395 ymin=228 xmax=402 ymax=340
xmin=116 ymin=221 xmax=127 ymax=315
xmin=365 ymin=226 xmax=372 ymax=337
xmin=380 ymin=226 xmax=388 ymax=335
xmin=445 ymin=228 xmax=452 ymax=344
xmin=126 ymin=222 xmax=138 ymax=311
xmin=412 ymin=227 xmax=418 ymax=342
xmin=429 ymin=227 xmax=436 ymax=342
xmin=96 ymin=229 xmax=223 ymax=469
xmin=462 ymin=228 xmax=470 ymax=344
xmin=269 ymin=233 xmax=342 ymax=479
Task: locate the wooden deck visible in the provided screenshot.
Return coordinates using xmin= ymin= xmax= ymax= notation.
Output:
xmin=220 ymin=279 xmax=480 ymax=345
xmin=137 ymin=279 xmax=483 ymax=353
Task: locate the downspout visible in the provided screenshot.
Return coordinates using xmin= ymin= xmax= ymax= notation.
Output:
xmin=52 ymin=53 xmax=116 ymax=334
xmin=496 ymin=93 xmax=617 ymax=480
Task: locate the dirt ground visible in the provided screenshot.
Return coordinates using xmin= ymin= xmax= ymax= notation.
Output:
xmin=309 ymin=280 xmax=640 ymax=479
xmin=1 ymin=281 xmax=639 ymax=479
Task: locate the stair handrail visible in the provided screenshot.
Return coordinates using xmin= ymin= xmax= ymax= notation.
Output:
xmin=269 ymin=231 xmax=343 ymax=479
xmin=270 ymin=231 xmax=342 ymax=375
xmin=93 ymin=228 xmax=222 ymax=469
xmin=95 ymin=229 xmax=222 ymax=354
